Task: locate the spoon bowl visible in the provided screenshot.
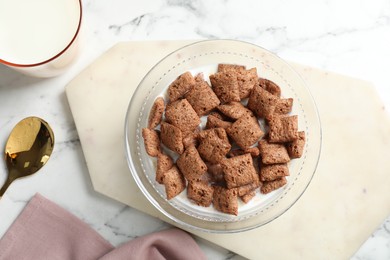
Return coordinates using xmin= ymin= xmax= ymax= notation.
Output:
xmin=0 ymin=117 xmax=54 ymax=199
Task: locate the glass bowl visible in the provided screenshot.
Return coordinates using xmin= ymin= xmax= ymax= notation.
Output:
xmin=125 ymin=39 xmax=321 ymax=233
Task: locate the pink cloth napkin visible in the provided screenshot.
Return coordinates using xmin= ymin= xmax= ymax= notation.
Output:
xmin=0 ymin=193 xmax=206 ymax=260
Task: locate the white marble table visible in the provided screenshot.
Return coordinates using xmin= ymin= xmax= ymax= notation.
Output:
xmin=0 ymin=0 xmax=389 ymax=259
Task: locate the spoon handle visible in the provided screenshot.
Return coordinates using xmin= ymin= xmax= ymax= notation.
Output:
xmin=0 ymin=177 xmax=13 ymax=199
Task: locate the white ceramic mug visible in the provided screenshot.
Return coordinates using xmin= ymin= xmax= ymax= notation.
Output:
xmin=0 ymin=0 xmax=82 ymax=77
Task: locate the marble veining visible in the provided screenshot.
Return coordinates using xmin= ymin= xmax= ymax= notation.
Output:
xmin=1 ymin=0 xmax=390 ymax=259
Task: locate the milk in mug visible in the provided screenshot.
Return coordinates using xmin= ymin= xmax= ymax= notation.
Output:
xmin=0 ymin=0 xmax=82 ymax=77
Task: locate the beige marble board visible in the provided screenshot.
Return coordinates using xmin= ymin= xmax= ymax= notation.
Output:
xmin=66 ymin=40 xmax=390 ymax=259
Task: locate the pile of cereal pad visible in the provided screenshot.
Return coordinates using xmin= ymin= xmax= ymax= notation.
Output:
xmin=142 ymin=64 xmax=305 ymax=216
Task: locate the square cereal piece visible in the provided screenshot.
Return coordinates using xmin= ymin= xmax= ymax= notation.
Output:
xmin=163 ymin=165 xmax=186 ymax=199
xmin=260 ymin=163 xmax=289 ymax=182
xmin=213 ymin=186 xmax=238 ymax=215
xmin=217 ymin=65 xmax=258 ymax=99
xmin=228 ymin=147 xmax=260 ymax=158
xmin=148 ymin=97 xmax=165 ymax=129
xmin=198 ymin=128 xmax=231 ymax=164
xmin=258 ymin=139 xmax=290 ymax=164
xmin=268 ymin=115 xmax=299 ymax=143
xmin=287 ymin=131 xmax=305 ymax=158
xmin=185 ymin=80 xmax=220 ymax=116
xmin=226 ymin=114 xmax=264 ymax=149
xmin=177 ymin=145 xmax=208 ymax=181
xmin=247 ymin=85 xmax=278 ymax=119
xmin=275 ymin=98 xmax=293 ymax=115
xmin=217 ymin=102 xmax=253 ymax=120
xmin=209 ymin=71 xmax=241 ymax=103
xmin=160 ymin=122 xmax=184 ymax=154
xmin=218 ymin=63 xmax=246 ymax=72
xmin=236 ymin=67 xmax=258 ymax=99
xmin=187 ymin=181 xmax=214 ymax=207
xmin=206 ymin=114 xmax=232 ymax=130
xmin=142 ymin=128 xmax=160 ymax=157
xmin=221 ymin=154 xmax=259 ymax=189
xmin=165 ymin=99 xmax=201 ymax=133
xmin=167 ymin=72 xmax=196 ymax=102
xmin=258 ymin=78 xmax=281 ymax=97
xmin=240 ymin=190 xmax=256 ymax=204
xmin=156 ymin=153 xmax=174 ymax=184
xmin=260 ymin=177 xmax=287 ymax=194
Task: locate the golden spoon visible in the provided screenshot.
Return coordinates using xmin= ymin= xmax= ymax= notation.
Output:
xmin=0 ymin=117 xmax=54 ymax=199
